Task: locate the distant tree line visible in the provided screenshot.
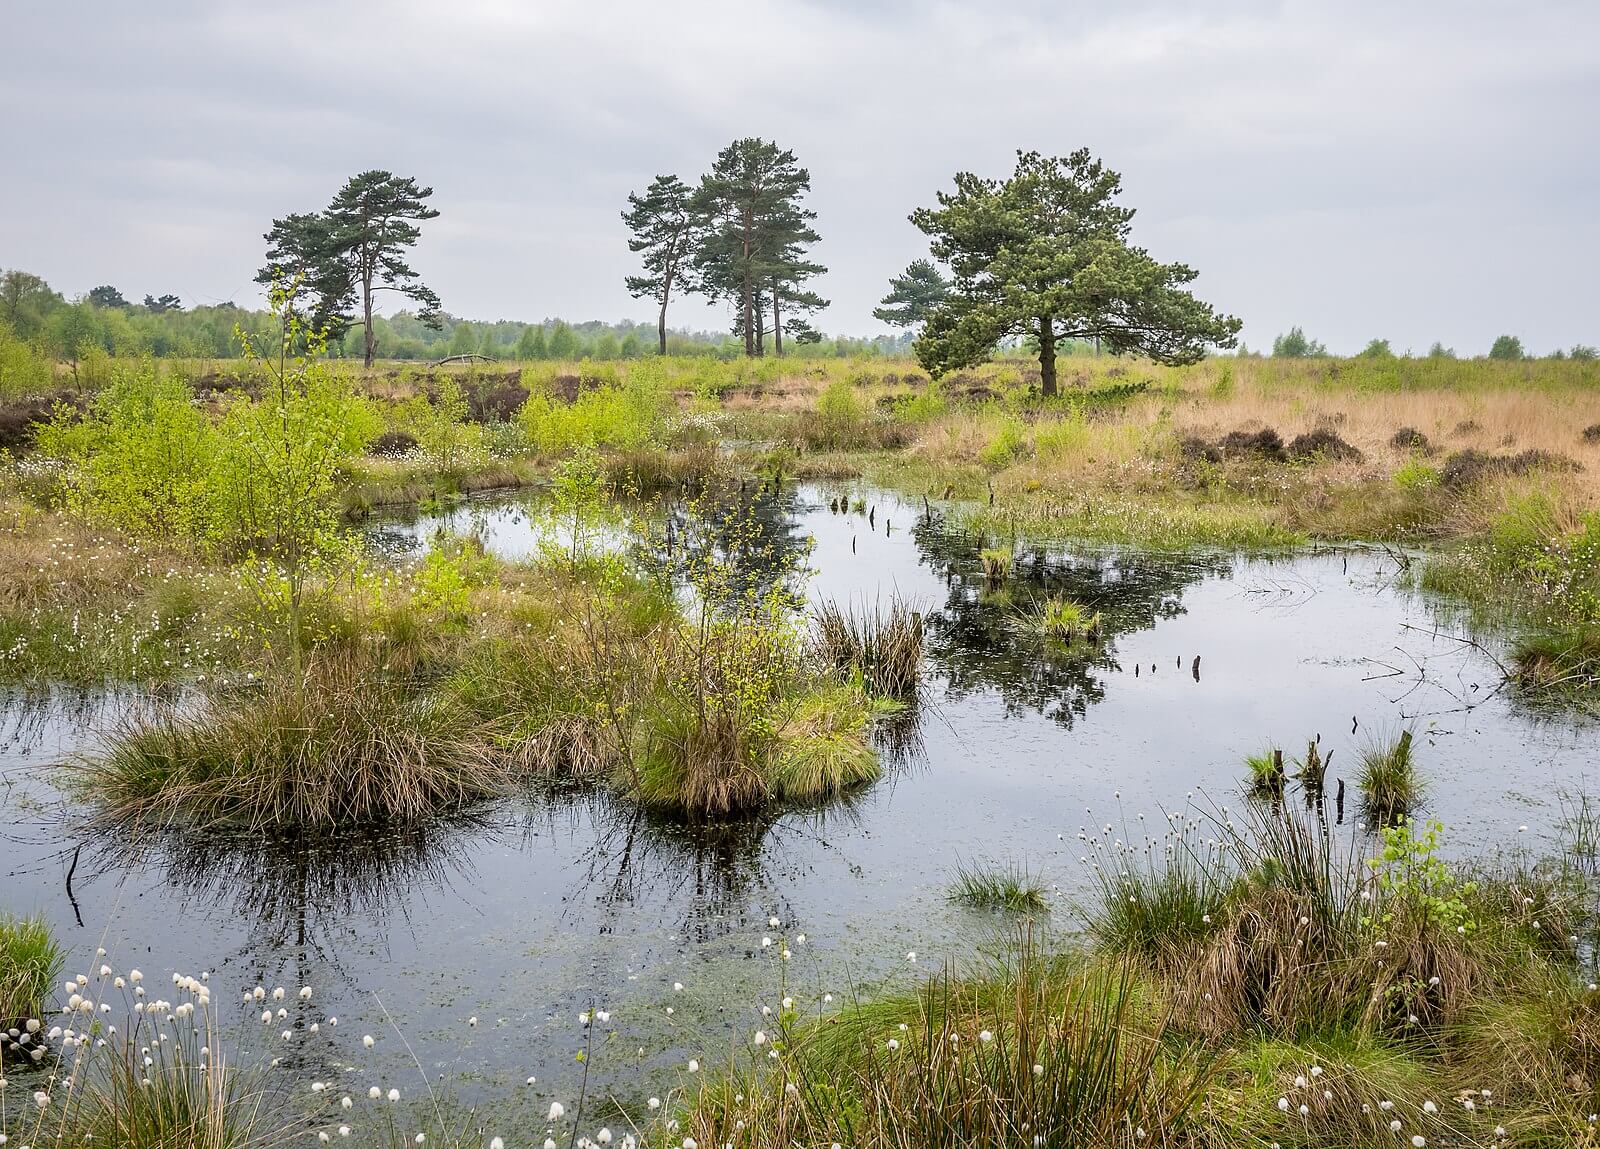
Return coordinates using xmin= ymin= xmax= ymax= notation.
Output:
xmin=0 ymin=266 xmax=904 ymax=376
xmin=1263 ymin=325 xmax=1594 ymax=361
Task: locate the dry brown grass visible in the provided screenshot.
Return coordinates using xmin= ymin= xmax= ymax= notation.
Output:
xmin=1167 ymin=384 xmax=1600 ymax=482
xmin=0 ymin=506 xmax=180 ymax=610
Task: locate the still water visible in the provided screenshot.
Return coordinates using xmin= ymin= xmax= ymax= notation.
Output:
xmin=3 ymin=482 xmax=1595 ymax=1117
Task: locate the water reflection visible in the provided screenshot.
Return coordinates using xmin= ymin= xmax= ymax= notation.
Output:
xmin=563 ymin=794 xmax=869 ymax=944
xmin=89 ymin=812 xmax=494 ymax=981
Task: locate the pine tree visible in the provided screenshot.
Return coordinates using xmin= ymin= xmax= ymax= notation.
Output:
xmin=692 ymin=139 xmax=824 ymax=357
xmin=911 ymin=150 xmax=1239 ymax=395
xmin=257 ymin=171 xmax=443 ymax=367
xmin=547 ymin=321 xmax=578 ymax=360
xmin=873 ymin=259 xmax=949 ymax=330
xmin=515 ymin=324 xmax=547 ymax=360
xmin=622 ymin=175 xmax=699 ymax=355
xmin=447 ymin=321 xmax=476 ymax=357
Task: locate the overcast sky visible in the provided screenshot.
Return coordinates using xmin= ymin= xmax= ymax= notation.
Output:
xmin=3 ymin=0 xmax=1596 ymax=354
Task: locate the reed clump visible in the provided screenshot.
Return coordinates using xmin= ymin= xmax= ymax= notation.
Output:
xmin=1357 ymin=729 xmax=1421 ymax=823
xmin=91 ymin=657 xmax=504 ymax=830
xmin=949 ymin=860 xmax=1048 ymax=913
xmin=0 ymin=911 xmax=63 ymax=1028
xmin=681 ymin=937 xmax=1207 ymax=1149
xmin=813 ymin=598 xmax=924 ymax=698
xmin=631 ymin=595 xmax=887 ymax=816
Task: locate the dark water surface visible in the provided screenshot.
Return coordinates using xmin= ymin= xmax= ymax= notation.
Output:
xmin=3 ymin=482 xmax=1596 ymax=1119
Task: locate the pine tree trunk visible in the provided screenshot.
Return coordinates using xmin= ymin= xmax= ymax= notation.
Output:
xmin=1039 ymin=314 xmax=1057 ymax=398
xmin=363 ymin=273 xmax=375 ymax=368
xmin=741 ymin=210 xmax=755 ymax=357
xmin=659 ymin=256 xmax=674 ymax=356
xmin=773 ymin=286 xmax=783 ymax=357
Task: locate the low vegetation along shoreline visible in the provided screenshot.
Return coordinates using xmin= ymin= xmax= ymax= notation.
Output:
xmin=2 ymin=802 xmax=1596 ymax=1146
xmin=3 ymin=297 xmax=1600 ymax=1144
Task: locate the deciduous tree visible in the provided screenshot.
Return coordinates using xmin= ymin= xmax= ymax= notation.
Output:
xmin=1272 ymin=327 xmax=1327 ymax=358
xmin=0 ymin=270 xmax=61 ymax=338
xmin=1488 ymin=334 xmax=1525 ymax=361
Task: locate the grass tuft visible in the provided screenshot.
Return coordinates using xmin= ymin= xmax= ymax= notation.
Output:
xmin=1021 ymin=597 xmax=1102 ymax=646
xmin=813 ymin=597 xmax=924 ymax=698
xmin=1357 ymin=729 xmax=1421 ymax=824
xmin=0 ymin=911 xmax=63 ymax=1027
xmin=949 ymin=861 xmax=1048 ymax=913
xmin=89 ymin=658 xmax=503 ymax=830
xmin=979 ymin=546 xmax=1012 ymax=589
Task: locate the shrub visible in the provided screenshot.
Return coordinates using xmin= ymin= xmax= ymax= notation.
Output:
xmin=632 ymin=590 xmax=883 ymax=816
xmin=34 ymin=363 xmax=217 ymax=541
xmin=517 ymin=372 xmax=666 ymax=455
xmin=1390 ymin=426 xmax=1434 ymax=454
xmin=1286 ymin=428 xmax=1364 ymax=462
xmin=0 ymin=321 xmax=54 ymax=401
xmin=1393 ymin=457 xmax=1439 ymax=490
xmin=1219 ymin=427 xmax=1286 ymax=460
xmin=814 ymin=378 xmax=863 ymax=435
xmin=978 ymin=416 xmax=1028 ymax=469
xmin=369 ymin=429 xmax=419 ymax=457
xmin=1439 ymin=448 xmax=1581 ymax=490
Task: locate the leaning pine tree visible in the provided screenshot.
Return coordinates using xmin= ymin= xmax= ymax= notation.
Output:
xmin=622 ymin=174 xmax=699 ymax=355
xmin=910 ymin=149 xmax=1240 ymax=396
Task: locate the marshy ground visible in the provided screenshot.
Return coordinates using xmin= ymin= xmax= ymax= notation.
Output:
xmin=2 ymin=349 xmax=1599 ymax=1147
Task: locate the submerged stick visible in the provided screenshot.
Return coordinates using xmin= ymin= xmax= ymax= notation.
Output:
xmin=66 ymin=843 xmax=83 ymax=927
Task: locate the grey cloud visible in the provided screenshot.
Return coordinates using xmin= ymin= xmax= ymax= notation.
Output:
xmin=2 ymin=0 xmax=1596 ymax=352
